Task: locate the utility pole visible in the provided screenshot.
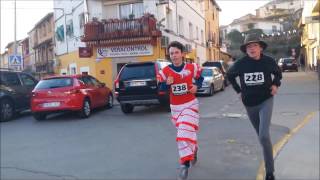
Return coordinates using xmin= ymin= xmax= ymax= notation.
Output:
xmin=14 ymin=0 xmax=17 ymax=55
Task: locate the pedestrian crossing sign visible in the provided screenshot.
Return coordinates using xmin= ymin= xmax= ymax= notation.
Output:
xmin=9 ymin=55 xmax=23 ymax=66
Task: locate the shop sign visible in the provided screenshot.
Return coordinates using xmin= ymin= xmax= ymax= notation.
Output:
xmin=97 ymin=44 xmax=153 ymax=58
xmin=79 ymin=47 xmax=92 ymax=58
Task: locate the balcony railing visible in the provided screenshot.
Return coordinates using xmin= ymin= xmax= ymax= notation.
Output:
xmin=81 ymin=13 xmax=162 ymax=46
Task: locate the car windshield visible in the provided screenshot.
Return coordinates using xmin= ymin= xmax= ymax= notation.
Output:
xmin=201 ymin=69 xmax=213 ymax=77
xmin=120 ymin=64 xmax=155 ymax=80
xmin=35 ymin=78 xmax=73 ymax=89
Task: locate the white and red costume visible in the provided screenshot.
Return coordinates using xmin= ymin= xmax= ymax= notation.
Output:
xmin=159 ymin=63 xmax=202 ymax=164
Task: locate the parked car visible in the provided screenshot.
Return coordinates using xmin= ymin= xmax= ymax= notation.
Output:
xmin=114 ymin=60 xmax=171 ymax=114
xmin=197 ymin=67 xmax=224 ymax=96
xmin=202 ymin=60 xmax=230 ymax=86
xmin=31 ymin=74 xmax=113 ymax=120
xmin=278 ymin=57 xmax=298 ymax=72
xmin=0 ymin=68 xmax=38 ymax=121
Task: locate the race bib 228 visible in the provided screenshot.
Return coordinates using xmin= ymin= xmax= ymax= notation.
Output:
xmin=244 ymin=72 xmax=264 ymax=85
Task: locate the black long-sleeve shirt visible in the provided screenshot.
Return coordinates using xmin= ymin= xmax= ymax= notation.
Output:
xmin=227 ymin=54 xmax=282 ymax=107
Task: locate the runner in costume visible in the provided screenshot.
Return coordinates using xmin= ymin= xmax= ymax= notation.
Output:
xmin=159 ymin=41 xmax=203 ymax=180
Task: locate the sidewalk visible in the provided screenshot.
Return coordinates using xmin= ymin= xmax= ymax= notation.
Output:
xmin=275 ymin=111 xmax=319 ymax=180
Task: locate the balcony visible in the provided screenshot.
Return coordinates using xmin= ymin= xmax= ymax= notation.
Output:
xmin=81 ymin=13 xmax=162 ymax=47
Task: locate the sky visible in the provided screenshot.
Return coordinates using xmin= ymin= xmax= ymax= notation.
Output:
xmin=216 ymin=0 xmax=271 ymax=26
xmin=1 ymin=0 xmax=271 ymax=54
xmin=0 ymin=0 xmax=54 ymax=54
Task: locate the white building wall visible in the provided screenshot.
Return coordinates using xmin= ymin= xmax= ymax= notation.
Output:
xmin=257 ymin=0 xmax=302 ymax=18
xmin=255 ymin=21 xmax=281 ymax=34
xmin=87 ymin=0 xmax=103 ymax=20
xmin=152 ymin=0 xmax=206 ymax=63
xmin=54 ymin=0 xmax=207 ymax=63
xmin=54 ymin=0 xmax=86 ymax=56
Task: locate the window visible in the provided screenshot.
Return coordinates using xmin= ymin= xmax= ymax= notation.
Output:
xmin=55 ymin=25 xmax=65 ymax=42
xmin=119 ymin=3 xmax=144 ymax=19
xmin=79 ymin=13 xmax=85 ymax=35
xmin=88 ymin=76 xmax=100 ymax=86
xmin=196 ymin=26 xmax=199 ymax=40
xmin=47 ymin=21 xmax=52 ymax=33
xmin=189 ymin=22 xmax=193 ymax=40
xmin=272 ymin=25 xmax=277 ymax=32
xmin=119 ymin=64 xmax=155 ymax=81
xmin=35 ymin=78 xmax=73 ymax=89
xmin=0 ymin=72 xmax=20 ymax=86
xmin=20 ymin=74 xmax=36 ymax=86
xmin=79 ymin=13 xmax=85 ymax=29
xmin=43 ymin=24 xmax=47 ymax=36
xmin=178 ymin=16 xmax=184 ymax=36
xmin=66 ymin=19 xmax=74 ymax=37
xmin=201 ymin=69 xmax=213 ymax=77
xmin=166 ymin=8 xmax=173 ymax=30
xmin=69 ymin=63 xmax=77 ymax=75
xmin=201 ymin=30 xmax=204 ymax=44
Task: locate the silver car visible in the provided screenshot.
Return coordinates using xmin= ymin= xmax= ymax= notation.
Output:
xmin=197 ymin=67 xmax=225 ymax=96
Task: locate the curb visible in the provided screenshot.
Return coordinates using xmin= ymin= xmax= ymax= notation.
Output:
xmin=256 ymin=111 xmax=316 ymax=180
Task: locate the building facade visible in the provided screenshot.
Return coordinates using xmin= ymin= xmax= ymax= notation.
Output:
xmin=54 ymin=0 xmax=210 ymax=88
xmin=256 ymin=0 xmax=302 ymax=19
xmin=300 ymin=0 xmax=319 ymax=70
xmin=0 ymin=51 xmax=9 ymax=69
xmin=204 ymin=0 xmax=221 ymax=61
xmin=220 ymin=14 xmax=282 ymax=36
xmin=20 ymin=37 xmax=33 ymax=72
xmin=29 ymin=12 xmax=55 ymax=78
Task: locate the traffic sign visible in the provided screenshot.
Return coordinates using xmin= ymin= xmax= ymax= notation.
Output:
xmin=9 ymin=55 xmax=23 ymax=71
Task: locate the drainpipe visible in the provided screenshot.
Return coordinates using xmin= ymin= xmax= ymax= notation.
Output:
xmin=84 ymin=0 xmax=89 ymax=23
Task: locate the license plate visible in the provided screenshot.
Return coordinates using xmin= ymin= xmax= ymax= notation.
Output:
xmin=287 ymin=63 xmax=292 ymax=66
xmin=42 ymin=102 xmax=60 ymax=108
xmin=130 ymin=81 xmax=146 ymax=87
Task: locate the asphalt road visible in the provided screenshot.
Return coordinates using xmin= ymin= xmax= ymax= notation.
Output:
xmin=1 ymin=71 xmax=318 ymax=180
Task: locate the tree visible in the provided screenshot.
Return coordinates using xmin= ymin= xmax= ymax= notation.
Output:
xmin=227 ymin=30 xmax=244 ymax=44
xmin=244 ymin=28 xmax=264 ymax=36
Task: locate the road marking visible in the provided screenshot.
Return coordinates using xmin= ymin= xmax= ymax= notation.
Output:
xmin=256 ymin=111 xmax=316 ymax=180
xmin=222 ymin=113 xmax=243 ymax=118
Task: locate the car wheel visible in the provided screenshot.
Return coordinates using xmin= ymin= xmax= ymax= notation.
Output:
xmin=121 ymin=103 xmax=134 ymax=114
xmin=33 ymin=113 xmax=46 ymax=121
xmin=0 ymin=99 xmax=14 ymax=122
xmin=209 ymin=84 xmax=214 ymax=96
xmin=79 ymin=98 xmax=91 ymax=118
xmin=106 ymin=93 xmax=113 ymax=109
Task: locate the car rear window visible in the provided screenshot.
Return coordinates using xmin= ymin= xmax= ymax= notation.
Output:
xmin=35 ymin=78 xmax=73 ymax=89
xmin=283 ymin=58 xmax=294 ymax=63
xmin=201 ymin=69 xmax=213 ymax=77
xmin=120 ymin=64 xmax=155 ymax=80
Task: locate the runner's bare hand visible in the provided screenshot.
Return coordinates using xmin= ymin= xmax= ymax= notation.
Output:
xmin=270 ymin=85 xmax=278 ymax=95
xmin=166 ymin=76 xmax=174 ymax=85
xmin=189 ymin=84 xmax=198 ymax=94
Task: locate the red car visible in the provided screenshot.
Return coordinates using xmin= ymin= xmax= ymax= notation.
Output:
xmin=31 ymin=74 xmax=113 ymax=120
